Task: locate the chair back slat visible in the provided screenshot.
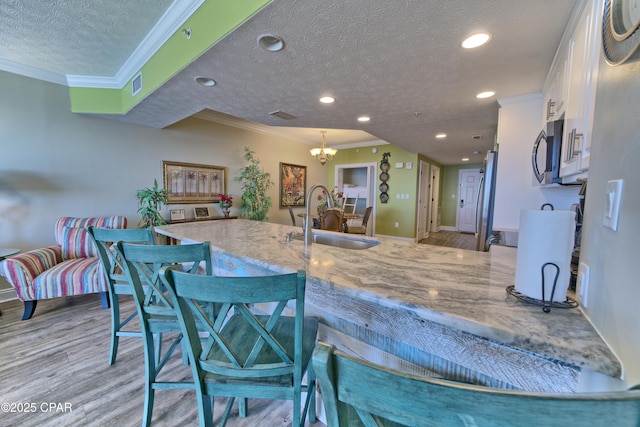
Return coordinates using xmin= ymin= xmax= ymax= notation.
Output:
xmin=89 ymin=227 xmax=156 ymax=283
xmin=117 ymin=242 xmax=212 ymax=314
xmin=163 ymin=268 xmax=306 ymax=378
xmin=312 ymin=342 xmax=640 ymax=427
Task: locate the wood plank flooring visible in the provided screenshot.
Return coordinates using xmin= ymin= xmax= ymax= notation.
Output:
xmin=0 ymin=295 xmax=325 ymax=427
xmin=419 ymin=230 xmax=477 ymax=250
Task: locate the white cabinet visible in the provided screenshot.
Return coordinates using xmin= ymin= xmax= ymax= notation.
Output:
xmin=544 ymin=53 xmax=568 ymax=122
xmin=559 ymin=0 xmax=601 ymax=179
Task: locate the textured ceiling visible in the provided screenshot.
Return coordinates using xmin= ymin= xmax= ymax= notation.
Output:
xmin=0 ymin=0 xmax=174 ymax=77
xmin=0 ymin=0 xmax=579 ymax=165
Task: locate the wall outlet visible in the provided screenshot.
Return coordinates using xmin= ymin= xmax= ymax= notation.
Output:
xmin=394 ymin=222 xmax=399 ymax=228
xmin=578 ymin=262 xmax=590 ymax=308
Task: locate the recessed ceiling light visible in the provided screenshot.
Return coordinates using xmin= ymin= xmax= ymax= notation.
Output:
xmin=357 ymin=116 xmax=370 ymax=122
xmin=320 ymin=96 xmax=335 ymax=104
xmin=476 ymin=91 xmax=495 ymax=99
xmin=258 ymin=34 xmax=284 ymax=52
xmin=462 ymin=33 xmax=491 ymax=49
xmin=435 ymin=133 xmax=447 ymax=139
xmin=462 ymin=157 xmax=470 ymax=162
xmin=195 ymin=76 xmax=216 ymax=87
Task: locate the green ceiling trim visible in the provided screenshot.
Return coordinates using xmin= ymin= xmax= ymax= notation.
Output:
xmin=69 ymin=0 xmax=271 ymax=114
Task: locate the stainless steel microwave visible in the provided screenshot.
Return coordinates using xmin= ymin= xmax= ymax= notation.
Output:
xmin=532 ymin=118 xmax=563 ymax=185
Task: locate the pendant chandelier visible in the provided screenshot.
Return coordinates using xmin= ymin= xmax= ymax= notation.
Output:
xmin=310 ymin=131 xmax=337 ymax=166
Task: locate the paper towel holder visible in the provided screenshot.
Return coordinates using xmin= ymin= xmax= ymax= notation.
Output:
xmin=507 ymin=262 xmax=579 ymax=313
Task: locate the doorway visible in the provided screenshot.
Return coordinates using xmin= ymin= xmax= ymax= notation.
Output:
xmin=430 ymin=164 xmax=441 ymax=233
xmin=417 ymin=161 xmax=431 ymax=241
xmin=335 ymin=163 xmax=376 ymax=234
xmin=457 ymin=169 xmax=482 ymax=233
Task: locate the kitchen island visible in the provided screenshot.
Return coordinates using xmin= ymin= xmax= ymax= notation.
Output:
xmin=155 ymin=219 xmax=621 ymax=392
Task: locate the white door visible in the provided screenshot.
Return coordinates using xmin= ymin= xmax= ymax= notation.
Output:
xmin=416 ymin=161 xmax=430 ymax=241
xmin=457 ymin=169 xmax=482 ymax=233
xmin=430 ymin=165 xmax=440 ymax=232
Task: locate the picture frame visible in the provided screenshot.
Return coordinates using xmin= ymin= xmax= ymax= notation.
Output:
xmin=193 ymin=206 xmax=212 ymax=219
xmin=163 ymin=160 xmax=226 ymax=204
xmin=279 ymin=162 xmax=307 ymax=207
xmin=169 ymin=209 xmax=186 ymax=221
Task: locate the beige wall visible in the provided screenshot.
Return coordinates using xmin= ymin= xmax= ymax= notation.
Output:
xmin=0 ymin=71 xmax=329 ymax=258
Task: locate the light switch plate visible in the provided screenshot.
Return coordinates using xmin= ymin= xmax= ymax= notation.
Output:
xmin=395 ymin=162 xmax=404 ymax=169
xmin=578 ymin=262 xmax=590 ymax=308
xmin=603 ymin=179 xmax=623 ymax=231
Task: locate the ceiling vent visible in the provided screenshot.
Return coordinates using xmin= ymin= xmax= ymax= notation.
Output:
xmin=132 ymin=73 xmax=142 ymax=96
xmin=269 ymin=110 xmax=296 ymax=120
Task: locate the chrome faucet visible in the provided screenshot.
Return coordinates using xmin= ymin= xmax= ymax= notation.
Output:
xmin=304 ymin=184 xmax=333 ymax=246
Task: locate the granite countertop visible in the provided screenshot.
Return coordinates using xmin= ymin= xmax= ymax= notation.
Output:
xmin=155 ymin=219 xmax=620 ymax=379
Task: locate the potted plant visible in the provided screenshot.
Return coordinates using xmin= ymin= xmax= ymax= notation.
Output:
xmin=136 ymin=179 xmax=170 ymax=228
xmin=218 ymin=193 xmax=233 ymax=218
xmin=235 ymin=147 xmax=273 ymax=221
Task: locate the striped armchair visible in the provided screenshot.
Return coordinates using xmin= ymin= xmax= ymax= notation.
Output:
xmin=0 ymin=216 xmax=127 ymax=320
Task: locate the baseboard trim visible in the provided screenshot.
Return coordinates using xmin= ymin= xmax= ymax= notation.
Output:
xmin=0 ymin=288 xmax=17 ymax=303
xmin=374 ymin=234 xmax=415 ymax=243
xmin=439 ymin=226 xmax=457 ymax=232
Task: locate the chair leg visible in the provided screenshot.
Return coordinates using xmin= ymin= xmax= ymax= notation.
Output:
xmin=21 ymin=300 xmax=37 ymax=320
xmin=142 ymin=332 xmax=156 ymax=427
xmin=99 ymin=291 xmax=110 ymax=309
xmin=306 ymin=369 xmax=317 ymax=424
xmin=238 ymin=397 xmax=247 ymax=418
xmin=108 ymin=294 xmax=120 ymax=365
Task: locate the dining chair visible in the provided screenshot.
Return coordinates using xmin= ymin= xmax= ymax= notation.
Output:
xmin=345 ymin=206 xmax=372 ymax=235
xmin=88 ymin=226 xmax=156 ymax=365
xmin=320 ymin=208 xmax=343 ymax=232
xmin=312 ymin=341 xmax=640 ymax=427
xmin=162 ymin=267 xmax=319 ymax=427
xmin=117 ymin=241 xmax=213 ymax=427
xmin=288 ymin=205 xmax=297 ymax=226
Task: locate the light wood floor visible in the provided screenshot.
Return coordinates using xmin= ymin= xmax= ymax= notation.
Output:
xmin=419 ymin=230 xmax=477 ymax=250
xmin=0 ymin=295 xmax=325 ymax=427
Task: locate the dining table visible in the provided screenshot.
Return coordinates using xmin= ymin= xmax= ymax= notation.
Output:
xmin=297 ymin=212 xmax=361 ymax=230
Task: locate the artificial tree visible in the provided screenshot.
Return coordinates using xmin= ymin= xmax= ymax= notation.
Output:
xmin=235 ymin=147 xmax=273 ymax=221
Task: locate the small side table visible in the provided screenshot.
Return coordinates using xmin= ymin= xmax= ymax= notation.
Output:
xmin=0 ymin=248 xmax=21 ymax=317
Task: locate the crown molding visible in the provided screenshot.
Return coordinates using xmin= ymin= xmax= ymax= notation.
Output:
xmin=0 ymin=59 xmax=67 ymax=86
xmin=66 ymin=0 xmax=204 ymax=88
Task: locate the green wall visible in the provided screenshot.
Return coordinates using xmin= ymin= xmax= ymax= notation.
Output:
xmin=69 ymin=0 xmax=270 ymax=114
xmin=440 ymin=163 xmax=482 ymax=228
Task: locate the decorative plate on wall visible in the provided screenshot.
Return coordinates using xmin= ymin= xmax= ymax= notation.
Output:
xmin=602 ymin=0 xmax=640 ymax=65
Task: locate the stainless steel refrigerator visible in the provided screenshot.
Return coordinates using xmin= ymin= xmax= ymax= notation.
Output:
xmin=475 ymin=150 xmax=498 ymax=251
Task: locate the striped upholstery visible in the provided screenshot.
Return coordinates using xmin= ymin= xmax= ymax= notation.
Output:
xmin=0 ymin=216 xmax=127 ymax=302
xmin=33 ymin=257 xmax=105 ymax=299
xmin=0 ymin=246 xmax=63 ymax=301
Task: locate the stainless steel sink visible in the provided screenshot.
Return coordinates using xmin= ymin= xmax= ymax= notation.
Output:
xmin=292 ymin=232 xmax=381 ymax=250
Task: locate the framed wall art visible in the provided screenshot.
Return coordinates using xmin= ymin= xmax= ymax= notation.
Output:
xmin=169 ymin=209 xmax=186 ymax=221
xmin=279 ymin=162 xmax=307 ymax=207
xmin=193 ymin=206 xmax=212 ymax=219
xmin=163 ymin=161 xmax=225 ymax=204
